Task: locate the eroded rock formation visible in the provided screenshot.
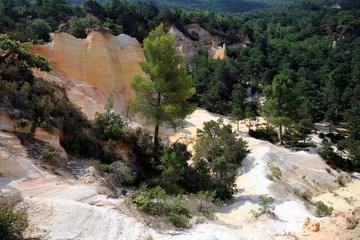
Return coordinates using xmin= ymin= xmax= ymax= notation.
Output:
xmin=295 ymin=210 xmax=360 ymax=240
xmin=30 ymin=30 xmax=146 ymax=118
xmin=169 ymin=23 xmax=227 ymax=65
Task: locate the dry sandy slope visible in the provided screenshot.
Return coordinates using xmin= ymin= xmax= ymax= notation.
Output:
xmin=0 ymin=131 xmax=152 ymax=240
xmin=151 ymin=109 xmax=359 ymax=240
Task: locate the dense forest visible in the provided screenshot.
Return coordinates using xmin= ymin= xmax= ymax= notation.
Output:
xmin=66 ymin=0 xmax=296 ymax=14
xmin=0 ymin=0 xmax=359 ymax=215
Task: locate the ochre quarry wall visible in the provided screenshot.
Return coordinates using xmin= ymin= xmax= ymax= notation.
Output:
xmin=169 ymin=23 xmax=227 ymax=65
xmin=29 ymin=30 xmax=146 ymax=118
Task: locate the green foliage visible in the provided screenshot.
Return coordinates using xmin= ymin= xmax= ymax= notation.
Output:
xmin=68 ymin=15 xmax=101 ymax=38
xmin=0 ymin=201 xmax=28 ymax=240
xmin=131 ymin=186 xmax=190 ymax=227
xmin=13 ymin=118 xmax=29 ymax=129
xmin=337 ymin=175 xmax=344 ymax=186
xmin=314 ymin=201 xmax=333 ymax=217
xmin=267 ymin=166 xmax=282 ymax=181
xmin=250 ymin=195 xmax=276 ymax=217
xmin=156 ymin=145 xmax=188 ymax=193
xmin=95 ymin=92 xmax=126 ymax=141
xmin=111 ymin=160 xmax=137 ymax=185
xmin=193 ymin=54 xmax=243 ymax=115
xmin=194 ymin=119 xmax=248 ymax=164
xmin=249 ymin=128 xmax=279 ymax=143
xmin=318 ymin=140 xmax=355 ymax=171
xmin=0 ymin=34 xmax=51 ymax=72
xmin=42 ymin=144 xmax=60 ymax=166
xmin=27 ymin=18 xmax=52 ymax=42
xmin=301 ymin=190 xmax=313 ymax=201
xmin=262 ymin=74 xmax=297 ymax=145
xmin=189 ymin=191 xmax=221 ymax=219
xmin=193 ymin=119 xmax=248 ymax=199
xmin=129 ymin=24 xmax=196 ymax=148
xmin=294 ymin=118 xmax=317 ymax=143
xmin=67 ymin=0 xmax=294 ymax=14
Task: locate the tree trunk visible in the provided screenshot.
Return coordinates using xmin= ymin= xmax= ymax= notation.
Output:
xmin=154 ymin=124 xmax=160 ymax=151
xmin=237 ymin=120 xmax=239 ymax=132
xmin=303 ymin=130 xmax=306 ymax=143
xmin=248 ymin=119 xmax=251 ymax=133
xmin=279 ymin=124 xmax=283 ymax=145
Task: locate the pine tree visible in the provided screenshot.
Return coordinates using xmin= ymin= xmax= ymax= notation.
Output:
xmin=129 ymin=24 xmax=196 ymax=149
xmin=262 ymin=74 xmax=296 ymax=145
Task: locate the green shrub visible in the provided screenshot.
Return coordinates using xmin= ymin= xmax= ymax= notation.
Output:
xmin=189 ymin=191 xmax=221 ymax=219
xmin=319 ymin=132 xmax=325 ymax=139
xmin=0 ymin=201 xmax=28 ymax=239
xmin=193 ymin=119 xmax=248 ymax=199
xmin=42 ymin=144 xmax=59 ymax=165
xmin=13 ymin=118 xmax=29 ymax=129
xmin=319 ymin=141 xmax=352 ymax=171
xmin=337 ymin=175 xmax=344 ymax=186
xmin=296 ymin=142 xmax=317 ymax=148
xmin=270 ymin=167 xmax=282 ymax=178
xmin=249 ymin=128 xmax=279 ymax=143
xmin=111 ymin=161 xmax=137 ymax=185
xmin=250 ymin=195 xmax=276 ymax=217
xmin=314 ymin=201 xmax=333 ymax=217
xmin=266 ymin=166 xmax=282 ymax=181
xmin=293 ymin=188 xmax=301 ymax=197
xmin=131 ymin=186 xmax=190 ymax=227
xmin=162 ymin=214 xmax=189 ymax=228
xmin=301 ymin=190 xmax=313 ymax=201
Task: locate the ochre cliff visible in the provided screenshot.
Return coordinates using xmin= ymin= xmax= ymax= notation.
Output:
xmin=29 ymin=30 xmax=146 ymax=118
xmin=169 ymin=23 xmax=227 ymax=65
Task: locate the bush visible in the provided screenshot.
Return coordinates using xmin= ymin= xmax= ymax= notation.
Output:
xmin=337 ymin=175 xmax=344 ymax=186
xmin=188 ymin=191 xmax=221 ymax=219
xmin=314 ymin=201 xmax=333 ymax=217
xmin=296 ymin=142 xmax=317 ymax=148
xmin=193 ymin=119 xmax=248 ymax=199
xmin=131 ymin=186 xmax=190 ymax=227
xmin=111 ymin=161 xmax=137 ymax=185
xmin=162 ymin=213 xmax=189 ymax=228
xmin=249 ymin=128 xmax=279 ymax=143
xmin=68 ymin=15 xmax=101 ymax=38
xmin=13 ymin=118 xmax=29 ymax=129
xmin=250 ymin=195 xmax=276 ymax=217
xmin=301 ymin=190 xmax=313 ymax=201
xmin=42 ymin=144 xmax=60 ymax=166
xmin=319 ymin=132 xmax=325 ymax=139
xmin=0 ymin=202 xmax=28 ymax=239
xmin=271 ymin=167 xmax=282 ymax=178
xmin=318 ymin=141 xmax=352 ymax=171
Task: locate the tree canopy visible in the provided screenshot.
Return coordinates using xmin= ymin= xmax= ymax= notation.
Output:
xmin=129 ymin=24 xmax=196 ymax=148
xmin=262 ymin=74 xmax=296 ymax=145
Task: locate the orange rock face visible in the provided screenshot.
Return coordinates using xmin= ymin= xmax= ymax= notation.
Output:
xmin=302 ymin=217 xmax=320 ymax=232
xmin=295 ymin=211 xmax=360 ymax=240
xmin=29 ymin=30 xmax=146 ymax=117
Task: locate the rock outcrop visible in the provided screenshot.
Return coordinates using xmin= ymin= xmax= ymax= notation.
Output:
xmin=295 ymin=210 xmax=360 ymax=240
xmin=169 ymin=23 xmax=227 ymax=65
xmin=29 ymin=30 xmax=146 ymax=118
xmin=0 ymin=108 xmax=65 ymax=154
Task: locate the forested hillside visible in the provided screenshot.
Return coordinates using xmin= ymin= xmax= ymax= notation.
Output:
xmin=0 ymin=0 xmax=359 ymax=179
xmin=67 ymin=0 xmax=295 ymax=13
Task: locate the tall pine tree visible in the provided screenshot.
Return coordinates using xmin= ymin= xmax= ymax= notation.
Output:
xmin=129 ymin=24 xmax=196 ymax=149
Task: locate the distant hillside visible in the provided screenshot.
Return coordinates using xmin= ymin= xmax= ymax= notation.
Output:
xmin=67 ymin=0 xmax=296 ymax=13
